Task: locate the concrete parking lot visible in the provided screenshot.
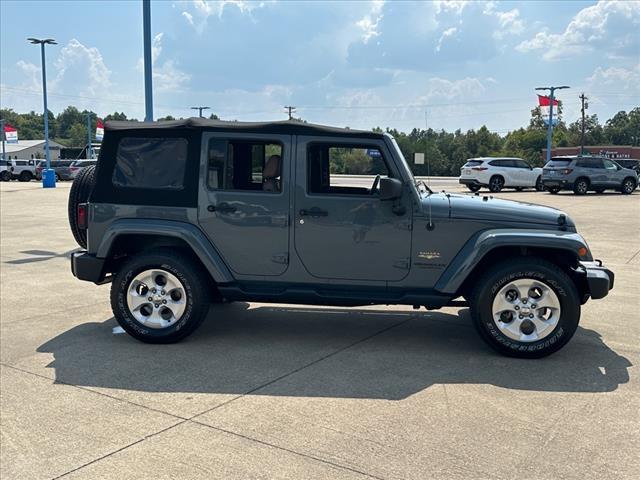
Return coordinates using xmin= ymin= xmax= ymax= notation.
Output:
xmin=1 ymin=180 xmax=639 ymax=479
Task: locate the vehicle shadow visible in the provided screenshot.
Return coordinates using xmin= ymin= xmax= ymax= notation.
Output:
xmin=37 ymin=303 xmax=631 ymax=400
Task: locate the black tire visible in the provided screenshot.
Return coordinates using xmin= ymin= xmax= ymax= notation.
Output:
xmin=68 ymin=165 xmax=96 ymax=249
xmin=573 ymin=177 xmax=589 ymax=195
xmin=621 ymin=177 xmax=636 ymax=195
xmin=0 ymin=171 xmax=11 ymax=182
xmin=467 ymin=184 xmax=481 ymax=192
xmin=110 ymin=249 xmax=210 ymax=344
xmin=18 ymin=171 xmax=33 ymax=182
xmin=546 ymin=187 xmax=561 ymax=194
xmin=55 ymin=172 xmax=60 ymax=181
xmin=535 ymin=176 xmax=544 ymax=191
xmin=489 ymin=175 xmax=504 ymax=193
xmin=469 ymin=257 xmax=580 ymax=358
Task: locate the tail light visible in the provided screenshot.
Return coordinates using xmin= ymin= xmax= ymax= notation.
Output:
xmin=472 ymin=167 xmax=488 ymax=171
xmin=70 ymin=167 xmax=80 ymax=172
xmin=77 ymin=203 xmax=88 ymax=229
xmin=560 ymin=168 xmax=573 ymax=175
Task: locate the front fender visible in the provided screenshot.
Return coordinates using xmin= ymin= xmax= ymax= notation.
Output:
xmin=96 ymin=218 xmax=234 ymax=284
xmin=434 ymin=229 xmax=591 ymax=295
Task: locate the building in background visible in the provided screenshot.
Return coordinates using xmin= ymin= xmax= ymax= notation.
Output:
xmin=543 ymin=146 xmax=640 ymax=161
xmin=3 ymin=139 xmax=63 ymax=160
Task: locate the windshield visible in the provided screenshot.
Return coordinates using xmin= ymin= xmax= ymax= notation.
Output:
xmin=386 ymin=134 xmax=431 ymax=195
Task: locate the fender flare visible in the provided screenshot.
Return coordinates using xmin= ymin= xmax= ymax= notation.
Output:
xmin=96 ymin=218 xmax=234 ymax=284
xmin=434 ymin=229 xmax=591 ymax=295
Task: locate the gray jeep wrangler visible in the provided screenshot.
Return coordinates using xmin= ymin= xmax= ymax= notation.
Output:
xmin=69 ymin=118 xmax=614 ymax=358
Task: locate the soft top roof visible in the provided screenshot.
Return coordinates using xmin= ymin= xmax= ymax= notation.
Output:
xmin=105 ymin=118 xmax=384 ymax=139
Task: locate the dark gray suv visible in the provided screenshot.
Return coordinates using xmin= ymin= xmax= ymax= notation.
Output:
xmin=67 ymin=118 xmax=614 ymax=358
xmin=542 ymin=156 xmax=638 ymax=195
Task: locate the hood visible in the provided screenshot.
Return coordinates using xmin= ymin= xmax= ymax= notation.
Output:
xmin=444 ymin=193 xmax=574 ymax=227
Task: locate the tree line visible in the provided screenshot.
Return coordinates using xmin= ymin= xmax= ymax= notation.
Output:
xmin=1 ymin=105 xmax=638 ymax=175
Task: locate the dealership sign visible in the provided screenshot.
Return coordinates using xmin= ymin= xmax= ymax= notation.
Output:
xmin=95 ymin=119 xmax=104 ymax=142
xmin=3 ymin=124 xmax=18 ymax=143
xmin=538 ymin=95 xmax=559 ymax=126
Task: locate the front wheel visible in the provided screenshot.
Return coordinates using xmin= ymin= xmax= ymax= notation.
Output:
xmin=0 ymin=171 xmax=11 ymax=182
xmin=621 ymin=177 xmax=636 ymax=195
xmin=573 ymin=178 xmax=589 ymax=195
xmin=469 ymin=258 xmax=580 ymax=358
xmin=111 ymin=249 xmax=211 ymax=343
xmin=467 ymin=184 xmax=481 ymax=192
xmin=535 ymin=176 xmax=544 ymax=191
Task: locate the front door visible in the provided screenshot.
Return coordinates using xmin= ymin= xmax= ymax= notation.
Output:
xmin=293 ymin=136 xmax=412 ymax=282
xmin=198 ymin=133 xmax=291 ymax=276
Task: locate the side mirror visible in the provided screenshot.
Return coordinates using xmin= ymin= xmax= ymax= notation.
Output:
xmin=380 ymin=177 xmax=403 ymax=201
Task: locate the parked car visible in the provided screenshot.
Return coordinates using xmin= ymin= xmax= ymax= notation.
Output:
xmin=68 ymin=118 xmax=613 ymax=358
xmin=0 ymin=159 xmax=37 ymax=182
xmin=35 ymin=160 xmax=73 ymax=181
xmin=542 ymin=156 xmax=638 ymax=195
xmin=459 ymin=157 xmax=544 ymax=192
xmin=57 ymin=160 xmax=97 ymax=181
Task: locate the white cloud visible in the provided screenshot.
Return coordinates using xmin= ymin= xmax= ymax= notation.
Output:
xmin=587 ymin=65 xmax=640 ymax=92
xmin=516 ymin=1 xmax=640 ymax=60
xmin=483 ymin=2 xmax=524 ymax=39
xmin=182 ymin=11 xmax=194 ymax=25
xmin=182 ymin=0 xmax=266 ymax=33
xmin=50 ymin=39 xmax=112 ymax=96
xmin=137 ymin=33 xmax=191 ymax=93
xmin=434 ymin=1 xmax=469 ymax=16
xmin=435 ymin=27 xmax=457 ymax=52
xmin=355 ymin=0 xmax=385 ymax=43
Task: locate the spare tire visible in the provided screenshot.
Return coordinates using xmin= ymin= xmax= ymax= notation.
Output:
xmin=68 ymin=165 xmax=96 ymax=249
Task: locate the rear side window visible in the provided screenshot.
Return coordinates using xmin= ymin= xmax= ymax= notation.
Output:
xmin=464 ymin=160 xmax=484 ymax=167
xmin=113 ymin=137 xmax=188 ymax=189
xmin=547 ymin=159 xmax=572 ymax=167
xmin=489 ymin=159 xmax=511 ymax=167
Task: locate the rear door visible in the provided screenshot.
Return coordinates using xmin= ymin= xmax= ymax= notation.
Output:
xmin=293 ymin=136 xmax=412 ymax=281
xmin=198 ymin=133 xmax=291 ymax=276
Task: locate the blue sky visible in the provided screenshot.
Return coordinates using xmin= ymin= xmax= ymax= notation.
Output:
xmin=1 ymin=0 xmax=638 ymax=134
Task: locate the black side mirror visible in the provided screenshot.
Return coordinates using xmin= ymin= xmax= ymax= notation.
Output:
xmin=380 ymin=177 xmax=403 ymax=201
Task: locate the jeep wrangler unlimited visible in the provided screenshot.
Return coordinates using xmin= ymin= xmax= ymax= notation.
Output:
xmin=69 ymin=118 xmax=614 ymax=358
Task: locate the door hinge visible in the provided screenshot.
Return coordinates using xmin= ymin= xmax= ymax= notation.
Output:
xmin=271 ymin=254 xmax=289 ymax=265
xmin=393 ymin=258 xmax=410 ymax=269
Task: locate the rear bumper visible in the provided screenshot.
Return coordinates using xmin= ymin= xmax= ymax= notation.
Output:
xmin=579 ymin=260 xmax=614 ymax=300
xmin=71 ymin=251 xmax=108 ymax=284
xmin=542 ymin=178 xmax=573 ymax=190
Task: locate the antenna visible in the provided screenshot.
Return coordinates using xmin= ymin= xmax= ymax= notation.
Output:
xmin=425 ymin=109 xmax=434 ymax=230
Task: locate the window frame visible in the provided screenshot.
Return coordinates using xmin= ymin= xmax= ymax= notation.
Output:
xmin=305 ymin=140 xmax=394 ymax=198
xmin=203 ymin=134 xmax=286 ymax=196
xmin=112 ymin=136 xmax=189 ymax=191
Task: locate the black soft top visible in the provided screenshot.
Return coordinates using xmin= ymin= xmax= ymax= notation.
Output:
xmin=105 ymin=118 xmax=384 ymax=139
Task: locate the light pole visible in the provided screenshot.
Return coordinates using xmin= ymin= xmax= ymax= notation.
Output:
xmin=84 ymin=112 xmax=93 ymax=159
xmin=191 ymin=106 xmax=210 ymax=118
xmin=535 ymin=85 xmax=570 ymax=165
xmin=143 ymin=0 xmax=153 ymax=122
xmin=28 ymin=37 xmax=57 ymax=188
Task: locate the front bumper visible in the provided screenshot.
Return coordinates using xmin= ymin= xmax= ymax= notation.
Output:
xmin=71 ymin=251 xmax=108 ymax=284
xmin=579 ymin=260 xmax=614 ymax=300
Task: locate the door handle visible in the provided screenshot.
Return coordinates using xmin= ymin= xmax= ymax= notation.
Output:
xmin=299 ymin=207 xmax=328 ymax=217
xmin=208 ymin=203 xmax=236 ymax=213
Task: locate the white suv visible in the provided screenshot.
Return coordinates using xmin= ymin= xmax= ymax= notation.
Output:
xmin=0 ymin=159 xmax=37 ymax=182
xmin=459 ymin=157 xmax=543 ymax=192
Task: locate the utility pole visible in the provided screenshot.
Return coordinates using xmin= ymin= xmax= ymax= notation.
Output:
xmin=142 ymin=0 xmax=153 ymax=122
xmin=284 ymin=106 xmax=296 ymax=120
xmin=535 ymin=85 xmax=570 ymax=165
xmin=579 ymin=93 xmax=588 ymax=155
xmin=84 ymin=112 xmax=93 ymax=159
xmin=191 ymin=106 xmax=210 ymax=118
xmin=0 ymin=119 xmax=6 ymax=162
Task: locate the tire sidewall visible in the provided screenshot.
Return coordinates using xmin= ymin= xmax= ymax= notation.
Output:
xmin=112 ymin=255 xmax=201 ymax=342
xmin=622 ymin=178 xmax=635 ymax=194
xmin=473 ymin=263 xmax=579 ymax=357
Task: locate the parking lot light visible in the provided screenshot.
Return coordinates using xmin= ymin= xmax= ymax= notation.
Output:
xmin=28 ymin=37 xmax=57 ymax=188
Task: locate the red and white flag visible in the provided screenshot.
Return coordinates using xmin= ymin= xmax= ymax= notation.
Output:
xmin=538 ymin=95 xmax=559 ymax=125
xmin=95 ymin=119 xmax=104 ymax=141
xmin=3 ymin=123 xmax=18 ymax=143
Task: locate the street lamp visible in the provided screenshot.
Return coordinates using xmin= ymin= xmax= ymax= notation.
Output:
xmin=191 ymin=106 xmax=210 ymax=118
xmin=535 ymin=85 xmax=570 ymax=165
xmin=28 ymin=37 xmax=57 ymax=188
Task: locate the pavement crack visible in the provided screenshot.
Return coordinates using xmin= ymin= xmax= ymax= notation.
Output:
xmin=188 ymin=316 xmax=414 ymax=420
xmin=626 ymin=248 xmax=640 ymax=264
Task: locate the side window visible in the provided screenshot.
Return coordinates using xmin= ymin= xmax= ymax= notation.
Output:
xmin=514 ymin=160 xmax=530 ymax=169
xmin=307 ymin=144 xmax=390 ymax=195
xmin=112 ymin=137 xmax=188 ymax=190
xmin=590 ymin=159 xmax=605 ymax=169
xmin=207 ymin=139 xmax=283 ymax=193
xmin=490 ymin=160 xmax=508 ymax=167
xmin=603 ymin=159 xmax=618 ymax=170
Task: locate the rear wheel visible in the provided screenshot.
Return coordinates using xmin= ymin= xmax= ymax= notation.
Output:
xmin=470 ymin=258 xmax=580 ymax=358
xmin=467 ymin=184 xmax=481 ymax=192
xmin=621 ymin=177 xmax=636 ymax=195
xmin=489 ymin=175 xmax=504 ymax=193
xmin=0 ymin=171 xmax=11 ymax=181
xmin=68 ymin=165 xmax=96 ymax=249
xmin=573 ymin=177 xmax=589 ymax=195
xmin=111 ymin=249 xmax=210 ymax=344
xmin=18 ymin=171 xmax=33 ymax=182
